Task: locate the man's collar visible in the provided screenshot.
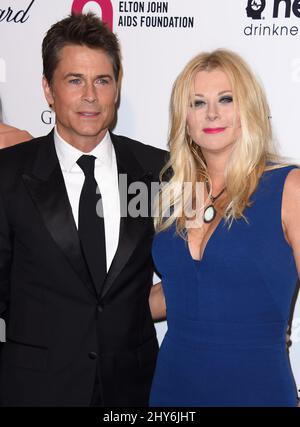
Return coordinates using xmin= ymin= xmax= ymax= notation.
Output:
xmin=54 ymin=126 xmax=112 ymax=172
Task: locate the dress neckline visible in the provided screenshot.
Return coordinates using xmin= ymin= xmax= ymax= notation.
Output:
xmin=186 ymin=217 xmax=224 ymax=263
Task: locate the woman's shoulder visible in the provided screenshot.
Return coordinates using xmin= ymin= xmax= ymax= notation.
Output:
xmin=253 ymin=164 xmax=300 ymax=200
xmin=265 ymin=164 xmax=300 ymax=208
xmin=281 ymin=167 xmax=300 ymax=242
xmin=282 ymin=166 xmax=300 ymax=194
xmin=264 ymin=163 xmax=300 ymax=180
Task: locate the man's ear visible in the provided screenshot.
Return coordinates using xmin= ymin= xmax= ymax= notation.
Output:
xmin=42 ymin=77 xmax=55 ymax=109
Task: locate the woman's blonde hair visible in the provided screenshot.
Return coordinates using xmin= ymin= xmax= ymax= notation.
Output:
xmin=155 ymin=48 xmax=283 ymax=234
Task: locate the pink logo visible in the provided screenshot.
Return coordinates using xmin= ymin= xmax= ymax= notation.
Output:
xmin=72 ymin=0 xmax=113 ymax=30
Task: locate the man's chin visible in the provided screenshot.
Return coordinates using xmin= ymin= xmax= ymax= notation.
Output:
xmin=74 ymin=128 xmax=108 ymax=138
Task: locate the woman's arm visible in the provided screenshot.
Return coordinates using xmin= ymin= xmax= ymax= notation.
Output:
xmin=149 ymin=282 xmax=166 ymax=321
xmin=282 ymin=168 xmax=300 ymax=275
xmin=276 ymin=168 xmax=300 ymax=407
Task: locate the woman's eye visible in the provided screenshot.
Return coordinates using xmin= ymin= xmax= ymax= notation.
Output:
xmin=220 ymin=96 xmax=233 ymax=103
xmin=192 ymin=99 xmax=205 ymax=108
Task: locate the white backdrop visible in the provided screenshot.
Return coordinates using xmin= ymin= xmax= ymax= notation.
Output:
xmin=0 ymin=0 xmax=299 ymax=396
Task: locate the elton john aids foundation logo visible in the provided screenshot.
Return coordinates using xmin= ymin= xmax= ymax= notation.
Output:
xmin=246 ymin=0 xmax=266 ymax=19
xmin=72 ymin=0 xmax=113 ymax=29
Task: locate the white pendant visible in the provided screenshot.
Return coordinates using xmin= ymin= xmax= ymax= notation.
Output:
xmin=203 ymin=205 xmax=216 ymax=223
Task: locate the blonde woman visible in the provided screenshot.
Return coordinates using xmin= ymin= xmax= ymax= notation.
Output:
xmin=149 ymin=49 xmax=300 ymax=406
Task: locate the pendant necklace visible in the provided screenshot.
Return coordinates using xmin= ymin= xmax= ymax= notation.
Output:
xmin=203 ymin=181 xmax=226 ymax=223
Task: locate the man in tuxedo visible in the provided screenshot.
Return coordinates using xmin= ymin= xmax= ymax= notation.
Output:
xmin=0 ymin=13 xmax=167 ymax=406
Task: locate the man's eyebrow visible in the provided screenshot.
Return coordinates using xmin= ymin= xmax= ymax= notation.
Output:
xmin=63 ymin=73 xmax=113 ymax=80
xmin=63 ymin=73 xmax=84 ymax=79
xmin=95 ymin=74 xmax=113 ymax=80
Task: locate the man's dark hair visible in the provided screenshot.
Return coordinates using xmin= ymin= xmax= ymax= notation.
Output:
xmin=42 ymin=12 xmax=121 ymax=84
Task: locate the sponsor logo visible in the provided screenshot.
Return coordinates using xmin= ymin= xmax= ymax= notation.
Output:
xmin=245 ymin=0 xmax=300 ymax=20
xmin=246 ymin=0 xmax=266 ymax=20
xmin=117 ymin=1 xmax=194 ymax=29
xmin=0 ymin=0 xmax=35 ymax=24
xmin=72 ymin=0 xmax=113 ymax=30
xmin=41 ymin=110 xmax=55 ymax=125
xmin=70 ymin=1 xmax=195 ymax=30
xmin=244 ymin=0 xmax=300 ymax=37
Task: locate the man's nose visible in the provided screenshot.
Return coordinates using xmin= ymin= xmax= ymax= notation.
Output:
xmin=83 ymin=83 xmax=97 ymax=103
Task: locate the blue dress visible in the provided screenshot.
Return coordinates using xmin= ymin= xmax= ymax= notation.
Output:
xmin=150 ymin=166 xmax=299 ymax=407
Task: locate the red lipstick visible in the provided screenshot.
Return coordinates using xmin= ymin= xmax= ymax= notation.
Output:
xmin=203 ymin=128 xmax=225 ymax=134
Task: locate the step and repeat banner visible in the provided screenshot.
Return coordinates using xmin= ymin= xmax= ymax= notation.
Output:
xmin=0 ymin=0 xmax=300 ymax=394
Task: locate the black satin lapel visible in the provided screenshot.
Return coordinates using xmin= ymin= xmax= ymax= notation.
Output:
xmin=101 ymin=209 xmax=150 ymax=299
xmin=100 ymin=169 xmax=153 ymax=299
xmin=98 ymin=134 xmax=155 ymax=299
xmin=22 ymin=165 xmax=96 ymax=298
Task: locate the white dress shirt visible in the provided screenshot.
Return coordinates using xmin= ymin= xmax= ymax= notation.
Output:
xmin=54 ymin=127 xmax=120 ymax=271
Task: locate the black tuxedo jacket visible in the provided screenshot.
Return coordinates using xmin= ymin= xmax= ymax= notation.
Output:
xmin=0 ymin=130 xmax=168 ymax=406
